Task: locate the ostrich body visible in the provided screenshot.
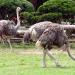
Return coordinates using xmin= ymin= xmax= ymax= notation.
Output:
xmin=36 ymin=25 xmax=75 ymax=67
xmin=0 ymin=7 xmax=21 ymax=50
xmin=23 ymin=20 xmax=75 ymax=44
xmin=23 ymin=21 xmax=53 ymax=43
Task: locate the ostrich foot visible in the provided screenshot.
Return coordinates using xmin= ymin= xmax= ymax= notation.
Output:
xmin=56 ymin=63 xmax=65 ymax=68
xmin=55 ymin=61 xmax=63 ymax=67
xmin=41 ymin=63 xmax=47 ymax=68
xmin=41 ymin=65 xmax=46 ymax=68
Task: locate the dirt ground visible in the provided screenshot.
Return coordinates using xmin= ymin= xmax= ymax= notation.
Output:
xmin=12 ymin=48 xmax=75 ymax=56
xmin=0 ymin=47 xmax=75 ymax=56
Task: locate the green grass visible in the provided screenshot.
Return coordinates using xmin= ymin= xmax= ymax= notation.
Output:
xmin=0 ymin=42 xmax=35 ymax=49
xmin=0 ymin=50 xmax=75 ymax=75
xmin=0 ymin=43 xmax=75 ymax=75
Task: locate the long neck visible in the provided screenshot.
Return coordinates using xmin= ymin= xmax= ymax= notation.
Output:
xmin=15 ymin=9 xmax=20 ymax=30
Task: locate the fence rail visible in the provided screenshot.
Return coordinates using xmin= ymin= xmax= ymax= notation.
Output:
xmin=1 ymin=26 xmax=75 ymax=43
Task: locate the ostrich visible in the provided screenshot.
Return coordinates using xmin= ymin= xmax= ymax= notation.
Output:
xmin=36 ymin=25 xmax=75 ymax=67
xmin=0 ymin=20 xmax=15 ymax=43
xmin=23 ymin=20 xmax=75 ymax=44
xmin=0 ymin=7 xmax=21 ymax=50
xmin=23 ymin=21 xmax=53 ymax=43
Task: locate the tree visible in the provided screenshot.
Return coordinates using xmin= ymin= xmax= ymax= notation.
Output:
xmin=38 ymin=0 xmax=75 ymax=21
xmin=0 ymin=0 xmax=34 ymax=20
xmin=27 ymin=0 xmax=48 ymax=10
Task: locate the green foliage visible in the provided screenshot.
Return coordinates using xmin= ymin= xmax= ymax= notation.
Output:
xmin=0 ymin=0 xmax=34 ymax=19
xmin=39 ymin=12 xmax=62 ymax=22
xmin=36 ymin=0 xmax=75 ymax=23
xmin=21 ymin=12 xmax=62 ymax=25
xmin=0 ymin=42 xmax=35 ymax=49
xmin=27 ymin=0 xmax=48 ymax=10
xmin=0 ymin=46 xmax=75 ymax=75
xmin=38 ymin=0 xmax=75 ymax=16
xmin=0 ymin=0 xmax=34 ymax=12
xmin=21 ymin=0 xmax=34 ymax=12
xmin=21 ymin=12 xmax=40 ymax=25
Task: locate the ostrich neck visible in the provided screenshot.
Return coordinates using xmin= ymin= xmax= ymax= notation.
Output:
xmin=15 ymin=9 xmax=20 ymax=30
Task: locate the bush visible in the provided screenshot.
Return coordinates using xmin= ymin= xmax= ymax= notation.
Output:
xmin=37 ymin=0 xmax=75 ymax=16
xmin=21 ymin=12 xmax=62 ymax=26
xmin=0 ymin=0 xmax=34 ymax=19
xmin=27 ymin=0 xmax=49 ymax=10
xmin=21 ymin=12 xmax=40 ymax=26
xmin=39 ymin=12 xmax=62 ymax=22
xmin=21 ymin=0 xmax=34 ymax=12
xmin=0 ymin=0 xmax=34 ymax=12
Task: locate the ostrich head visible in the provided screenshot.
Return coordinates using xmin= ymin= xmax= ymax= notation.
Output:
xmin=16 ymin=7 xmax=22 ymax=12
xmin=23 ymin=28 xmax=45 ymax=44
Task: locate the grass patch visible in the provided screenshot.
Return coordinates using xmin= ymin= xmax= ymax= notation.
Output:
xmin=0 ymin=42 xmax=75 ymax=49
xmin=0 ymin=49 xmax=75 ymax=75
xmin=0 ymin=43 xmax=75 ymax=75
xmin=0 ymin=42 xmax=35 ymax=49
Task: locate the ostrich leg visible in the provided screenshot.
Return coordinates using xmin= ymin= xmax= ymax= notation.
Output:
xmin=42 ymin=50 xmax=47 ymax=68
xmin=1 ymin=37 xmax=5 ymax=45
xmin=46 ymin=49 xmax=62 ymax=67
xmin=7 ymin=38 xmax=12 ymax=51
xmin=1 ymin=35 xmax=7 ymax=45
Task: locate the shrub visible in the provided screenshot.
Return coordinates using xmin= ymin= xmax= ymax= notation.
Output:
xmin=0 ymin=0 xmax=34 ymax=19
xmin=21 ymin=12 xmax=40 ymax=25
xmin=21 ymin=12 xmax=62 ymax=26
xmin=0 ymin=0 xmax=34 ymax=12
xmin=21 ymin=0 xmax=34 ymax=12
xmin=37 ymin=0 xmax=75 ymax=16
xmin=39 ymin=12 xmax=62 ymax=23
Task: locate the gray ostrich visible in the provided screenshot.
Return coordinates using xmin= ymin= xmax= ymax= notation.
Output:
xmin=23 ymin=21 xmax=75 ymax=44
xmin=36 ymin=25 xmax=75 ymax=67
xmin=23 ymin=21 xmax=53 ymax=43
xmin=0 ymin=7 xmax=21 ymax=50
xmin=0 ymin=20 xmax=15 ymax=43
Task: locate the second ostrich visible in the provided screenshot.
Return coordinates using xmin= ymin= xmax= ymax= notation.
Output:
xmin=23 ymin=21 xmax=75 ymax=44
xmin=0 ymin=7 xmax=21 ymax=50
xmin=36 ymin=25 xmax=75 ymax=67
xmin=23 ymin=21 xmax=53 ymax=43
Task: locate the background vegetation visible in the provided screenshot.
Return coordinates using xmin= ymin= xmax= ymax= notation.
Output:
xmin=21 ymin=0 xmax=75 ymax=26
xmin=0 ymin=0 xmax=34 ymax=20
xmin=0 ymin=43 xmax=75 ymax=75
xmin=0 ymin=0 xmax=75 ymax=26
